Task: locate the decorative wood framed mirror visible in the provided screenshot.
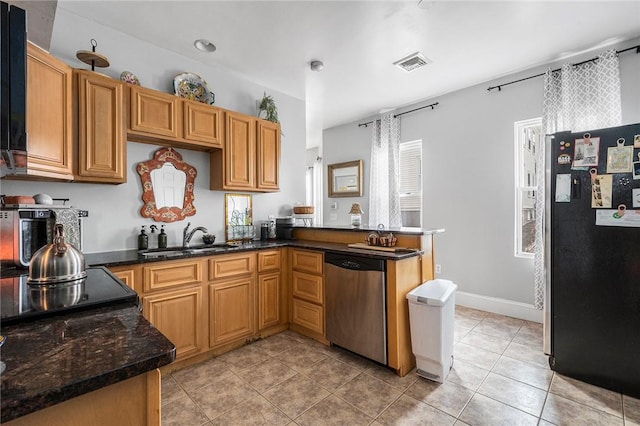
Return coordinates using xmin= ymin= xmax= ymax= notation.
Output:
xmin=225 ymin=193 xmax=253 ymax=241
xmin=137 ymin=147 xmax=197 ymax=222
xmin=328 ymin=160 xmax=363 ymax=197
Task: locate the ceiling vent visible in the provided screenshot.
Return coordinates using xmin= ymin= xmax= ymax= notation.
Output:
xmin=393 ymin=52 xmax=431 ymax=72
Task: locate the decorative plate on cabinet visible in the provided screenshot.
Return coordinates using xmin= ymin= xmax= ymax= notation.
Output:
xmin=120 ymin=70 xmax=140 ymax=85
xmin=173 ymin=72 xmax=215 ymax=105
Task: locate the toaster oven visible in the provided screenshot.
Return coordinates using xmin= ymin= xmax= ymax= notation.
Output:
xmin=0 ymin=207 xmax=88 ymax=267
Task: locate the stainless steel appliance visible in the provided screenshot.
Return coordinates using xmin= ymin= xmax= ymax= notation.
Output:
xmin=325 ymin=252 xmax=387 ymax=364
xmin=0 ymin=1 xmax=28 ymax=176
xmin=0 ymin=266 xmax=138 ymax=325
xmin=0 ymin=206 xmax=88 ymax=267
xmin=544 ymin=122 xmax=640 ymax=398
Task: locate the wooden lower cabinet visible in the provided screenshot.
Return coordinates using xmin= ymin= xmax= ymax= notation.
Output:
xmin=143 ymin=286 xmax=205 ymax=359
xmin=291 ymin=298 xmax=324 ymax=335
xmin=258 ymin=272 xmax=281 ymax=330
xmin=209 ymin=277 xmax=255 ymax=347
xmin=290 ymin=249 xmax=325 ymax=339
xmin=6 ymin=369 xmax=161 ymax=426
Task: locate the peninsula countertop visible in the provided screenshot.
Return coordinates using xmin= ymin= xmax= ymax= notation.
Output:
xmin=0 ymin=303 xmax=176 ymax=423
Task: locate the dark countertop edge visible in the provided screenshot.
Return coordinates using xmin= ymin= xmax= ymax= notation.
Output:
xmin=0 ymin=304 xmax=176 ymax=423
xmin=1 ymin=351 xmax=175 ymax=423
xmin=80 ymin=239 xmax=423 ymax=269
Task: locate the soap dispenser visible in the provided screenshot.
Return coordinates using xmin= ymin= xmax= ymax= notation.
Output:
xmin=138 ymin=225 xmax=148 ymax=250
xmin=149 ymin=225 xmax=158 ymax=249
xmin=158 ymin=225 xmax=167 ymax=249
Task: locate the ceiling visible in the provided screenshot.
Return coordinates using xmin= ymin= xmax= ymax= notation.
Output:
xmin=21 ymin=1 xmax=640 ymax=147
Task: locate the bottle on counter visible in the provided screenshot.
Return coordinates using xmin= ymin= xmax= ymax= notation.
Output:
xmin=158 ymin=225 xmax=167 ymax=249
xmin=138 ymin=225 xmax=148 ymax=250
xmin=149 ymin=225 xmax=158 ymax=249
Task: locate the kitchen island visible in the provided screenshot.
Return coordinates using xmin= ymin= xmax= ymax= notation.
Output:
xmin=1 ymin=303 xmax=175 ymax=424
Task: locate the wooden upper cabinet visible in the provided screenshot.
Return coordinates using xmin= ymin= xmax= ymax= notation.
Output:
xmin=183 ymin=101 xmax=222 ymax=148
xmin=225 ymin=110 xmax=255 ymax=189
xmin=74 ymin=70 xmax=126 ymax=183
xmin=210 ymin=111 xmax=281 ymax=193
xmin=25 ymin=42 xmax=73 ymax=180
xmin=256 ymin=119 xmax=280 ymax=191
xmin=128 ymin=85 xmax=180 ymax=139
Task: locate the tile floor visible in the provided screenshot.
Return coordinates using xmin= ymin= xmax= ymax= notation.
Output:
xmin=161 ymin=306 xmax=640 ymax=425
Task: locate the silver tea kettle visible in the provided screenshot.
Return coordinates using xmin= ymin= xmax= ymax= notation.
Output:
xmin=28 ymin=223 xmax=87 ymax=285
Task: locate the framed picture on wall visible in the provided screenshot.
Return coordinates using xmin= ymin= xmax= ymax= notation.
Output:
xmin=328 ymin=160 xmax=363 ymax=197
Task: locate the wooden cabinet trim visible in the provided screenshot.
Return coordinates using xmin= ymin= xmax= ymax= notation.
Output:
xmin=256 ymin=120 xmax=280 ymax=191
xmin=291 ymin=249 xmax=323 ymax=275
xmin=208 ymin=252 xmax=255 ymax=281
xmin=258 ymin=272 xmax=281 ymax=330
xmin=129 ymin=86 xmax=180 ymax=138
xmin=25 ymin=42 xmax=73 ymax=180
xmin=208 ymin=277 xmax=255 ymax=347
xmin=75 ymin=70 xmax=126 ymax=183
xmin=183 ymin=101 xmax=222 ymax=147
xmin=292 ymin=271 xmax=323 ymax=304
xmin=258 ymin=249 xmax=281 ymax=273
xmin=143 ymin=260 xmax=203 ymax=292
xmin=143 ymin=286 xmax=204 ymax=359
xmin=291 ymin=298 xmax=324 ymax=335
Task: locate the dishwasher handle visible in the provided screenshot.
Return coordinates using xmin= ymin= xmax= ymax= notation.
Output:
xmin=324 ymin=252 xmax=385 ymax=272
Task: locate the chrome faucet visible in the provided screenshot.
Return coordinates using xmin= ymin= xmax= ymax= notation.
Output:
xmin=182 ymin=222 xmax=208 ymax=248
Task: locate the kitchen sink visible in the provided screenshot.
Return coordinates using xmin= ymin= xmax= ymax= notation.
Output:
xmin=140 ymin=244 xmax=237 ymax=258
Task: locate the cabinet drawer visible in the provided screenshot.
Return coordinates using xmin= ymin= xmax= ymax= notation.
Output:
xmin=291 ymin=249 xmax=323 ymax=275
xmin=292 ymin=271 xmax=323 ymax=304
xmin=292 ymin=298 xmax=324 ymax=335
xmin=258 ymin=249 xmax=281 ymax=273
xmin=143 ymin=260 xmax=203 ymax=292
xmin=208 ymin=252 xmax=255 ymax=280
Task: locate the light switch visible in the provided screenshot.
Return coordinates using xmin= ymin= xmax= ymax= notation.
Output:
xmin=330 ymin=201 xmax=338 ymax=210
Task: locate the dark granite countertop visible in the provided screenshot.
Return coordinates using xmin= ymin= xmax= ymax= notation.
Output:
xmin=0 ymin=304 xmax=176 ymax=422
xmin=83 ymin=238 xmax=423 ymax=268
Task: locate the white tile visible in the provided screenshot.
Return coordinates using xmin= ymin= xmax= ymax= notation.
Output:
xmin=477 ymin=373 xmax=547 ymax=416
xmin=459 ymin=393 xmax=538 ymax=426
xmin=541 ymin=393 xmax=624 ymax=426
xmin=492 ymin=355 xmax=553 ymax=390
xmin=549 ymin=374 xmax=623 ymax=417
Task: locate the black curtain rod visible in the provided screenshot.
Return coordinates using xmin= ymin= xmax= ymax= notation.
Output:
xmin=358 ymin=102 xmax=439 ymax=127
xmin=487 ymin=44 xmax=640 ymax=92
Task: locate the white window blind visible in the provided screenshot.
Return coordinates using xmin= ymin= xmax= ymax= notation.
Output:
xmin=514 ymin=118 xmax=541 ymax=257
xmin=399 ymin=140 xmax=422 ymax=211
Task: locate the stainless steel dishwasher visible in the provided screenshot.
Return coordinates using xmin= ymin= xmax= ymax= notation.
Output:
xmin=325 ymin=252 xmax=387 ymax=365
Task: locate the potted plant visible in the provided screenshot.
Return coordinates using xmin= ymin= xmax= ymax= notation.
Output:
xmin=258 ymin=92 xmax=279 ymax=123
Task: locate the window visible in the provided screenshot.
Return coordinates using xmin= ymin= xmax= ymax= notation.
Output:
xmin=514 ymin=118 xmax=542 ymax=257
xmin=399 ymin=140 xmax=422 ymax=227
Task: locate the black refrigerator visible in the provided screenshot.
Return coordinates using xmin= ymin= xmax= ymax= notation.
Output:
xmin=546 ymin=122 xmax=640 ymax=398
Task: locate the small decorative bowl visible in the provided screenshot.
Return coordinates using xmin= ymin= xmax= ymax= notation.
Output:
xmin=293 ymin=206 xmax=314 ymax=214
xmin=202 ymin=234 xmax=216 ymax=245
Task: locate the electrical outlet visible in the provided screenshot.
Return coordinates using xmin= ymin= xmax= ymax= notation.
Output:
xmin=330 ymin=213 xmax=337 ymax=221
xmin=435 ymin=264 xmax=441 ymax=274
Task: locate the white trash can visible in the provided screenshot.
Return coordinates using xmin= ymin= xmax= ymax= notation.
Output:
xmin=406 ymin=279 xmax=457 ymax=383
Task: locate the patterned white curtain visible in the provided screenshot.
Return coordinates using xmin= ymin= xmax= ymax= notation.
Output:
xmin=533 ymin=49 xmax=621 ymax=309
xmin=369 ymin=114 xmax=402 ymax=228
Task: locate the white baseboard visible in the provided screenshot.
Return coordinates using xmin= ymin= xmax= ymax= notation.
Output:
xmin=456 ymin=291 xmax=543 ymax=323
